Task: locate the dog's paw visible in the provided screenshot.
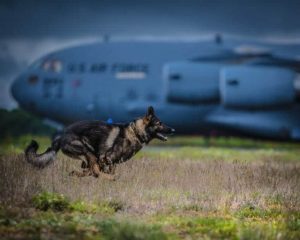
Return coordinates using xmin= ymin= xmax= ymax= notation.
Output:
xmin=93 ymin=173 xmax=99 ymax=178
xmin=99 ymin=173 xmax=116 ymax=181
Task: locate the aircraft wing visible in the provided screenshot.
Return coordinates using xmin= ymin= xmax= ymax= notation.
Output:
xmin=192 ymin=40 xmax=300 ymax=73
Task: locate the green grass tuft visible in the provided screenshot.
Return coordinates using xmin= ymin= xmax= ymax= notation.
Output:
xmin=32 ymin=192 xmax=70 ymax=212
xmin=70 ymin=200 xmax=125 ymax=214
xmin=98 ymin=219 xmax=168 ymax=240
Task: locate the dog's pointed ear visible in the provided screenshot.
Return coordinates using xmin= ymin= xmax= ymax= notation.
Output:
xmin=146 ymin=106 xmax=154 ymax=118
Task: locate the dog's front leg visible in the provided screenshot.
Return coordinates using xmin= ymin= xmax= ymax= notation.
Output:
xmin=83 ymin=154 xmax=114 ymax=180
xmin=108 ymin=164 xmax=117 ymax=174
xmin=98 ymin=157 xmax=117 ymax=180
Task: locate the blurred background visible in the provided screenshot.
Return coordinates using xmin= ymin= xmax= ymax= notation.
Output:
xmin=1 ymin=0 xmax=300 ymax=140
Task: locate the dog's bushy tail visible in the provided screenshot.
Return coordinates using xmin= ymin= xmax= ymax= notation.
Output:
xmin=25 ymin=136 xmax=61 ymax=168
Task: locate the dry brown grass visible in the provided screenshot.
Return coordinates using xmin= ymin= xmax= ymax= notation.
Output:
xmin=1 ymin=149 xmax=299 ymax=214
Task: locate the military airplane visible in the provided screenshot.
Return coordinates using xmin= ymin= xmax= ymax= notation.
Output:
xmin=11 ymin=36 xmax=300 ymax=140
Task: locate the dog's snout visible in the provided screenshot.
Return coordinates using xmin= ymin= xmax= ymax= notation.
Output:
xmin=167 ymin=127 xmax=175 ymax=134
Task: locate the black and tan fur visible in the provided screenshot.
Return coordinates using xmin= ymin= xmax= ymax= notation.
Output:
xmin=25 ymin=106 xmax=174 ymax=180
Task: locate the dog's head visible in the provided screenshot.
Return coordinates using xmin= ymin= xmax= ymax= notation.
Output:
xmin=142 ymin=106 xmax=175 ymax=141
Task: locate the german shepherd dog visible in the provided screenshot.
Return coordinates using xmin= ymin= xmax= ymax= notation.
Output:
xmin=25 ymin=106 xmax=175 ymax=180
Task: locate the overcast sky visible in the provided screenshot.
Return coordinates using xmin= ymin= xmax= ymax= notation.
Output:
xmin=1 ymin=0 xmax=300 ymax=109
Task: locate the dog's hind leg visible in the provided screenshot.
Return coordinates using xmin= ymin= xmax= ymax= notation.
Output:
xmin=61 ymin=136 xmax=87 ymax=160
xmin=60 ymin=136 xmax=92 ymax=176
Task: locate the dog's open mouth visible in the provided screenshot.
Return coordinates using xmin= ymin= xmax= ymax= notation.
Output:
xmin=155 ymin=128 xmax=175 ymax=141
xmin=156 ymin=132 xmax=168 ymax=141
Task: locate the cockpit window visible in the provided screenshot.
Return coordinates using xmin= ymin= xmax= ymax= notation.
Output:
xmin=42 ymin=61 xmax=51 ymax=71
xmin=41 ymin=59 xmax=63 ymax=73
xmin=53 ymin=60 xmax=62 ymax=72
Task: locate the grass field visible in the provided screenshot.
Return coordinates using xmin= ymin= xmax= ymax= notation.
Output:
xmin=0 ymin=135 xmax=300 ymax=239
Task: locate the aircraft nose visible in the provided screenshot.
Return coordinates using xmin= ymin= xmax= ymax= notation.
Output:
xmin=11 ymin=75 xmax=23 ymax=103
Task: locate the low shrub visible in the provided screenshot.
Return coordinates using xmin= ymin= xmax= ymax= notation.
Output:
xmin=32 ymin=192 xmax=70 ymax=212
xmin=97 ymin=219 xmax=168 ymax=240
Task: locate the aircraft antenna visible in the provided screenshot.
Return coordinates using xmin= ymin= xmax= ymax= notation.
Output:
xmin=103 ymin=35 xmax=110 ymax=42
xmin=215 ymin=33 xmax=223 ymax=45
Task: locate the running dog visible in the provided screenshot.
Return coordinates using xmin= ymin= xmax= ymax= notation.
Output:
xmin=25 ymin=106 xmax=175 ymax=180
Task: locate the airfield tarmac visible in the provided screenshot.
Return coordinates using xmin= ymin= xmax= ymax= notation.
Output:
xmin=0 ymin=136 xmax=299 ymax=239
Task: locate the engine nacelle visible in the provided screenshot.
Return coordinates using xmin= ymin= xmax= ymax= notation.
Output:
xmin=220 ymin=66 xmax=296 ymax=109
xmin=164 ymin=62 xmax=220 ymax=103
